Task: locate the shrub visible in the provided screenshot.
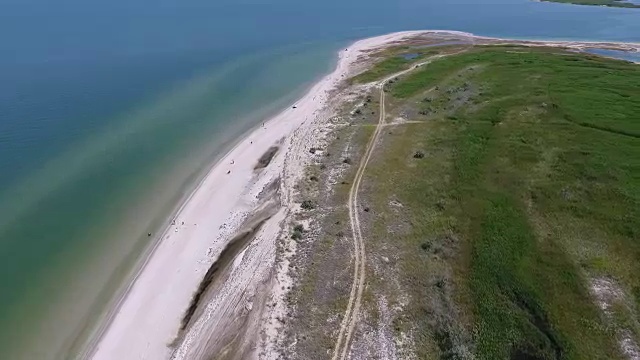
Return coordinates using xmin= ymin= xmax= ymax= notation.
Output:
xmin=291 ymin=223 xmax=305 ymax=240
xmin=301 ymin=200 xmax=315 ymax=210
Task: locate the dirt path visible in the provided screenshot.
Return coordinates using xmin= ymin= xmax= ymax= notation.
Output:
xmin=330 ymin=60 xmax=435 ymax=360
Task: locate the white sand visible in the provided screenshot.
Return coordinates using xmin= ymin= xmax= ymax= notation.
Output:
xmin=87 ymin=31 xmax=423 ymax=360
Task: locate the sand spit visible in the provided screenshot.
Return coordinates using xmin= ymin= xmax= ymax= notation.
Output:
xmin=86 ymin=30 xmax=419 ymax=360
xmin=85 ymin=30 xmax=639 ymax=360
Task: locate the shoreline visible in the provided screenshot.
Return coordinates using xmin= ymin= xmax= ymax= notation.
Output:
xmin=86 ymin=31 xmax=414 ymax=360
xmin=76 ymin=44 xmax=342 ymax=359
xmin=85 ymin=30 xmax=640 ymax=360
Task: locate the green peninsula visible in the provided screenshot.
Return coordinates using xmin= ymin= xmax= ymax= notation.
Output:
xmin=283 ymin=38 xmax=640 ymax=360
xmin=541 ymin=0 xmax=640 ymax=9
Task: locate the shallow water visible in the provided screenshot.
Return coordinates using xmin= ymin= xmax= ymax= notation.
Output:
xmin=586 ymin=48 xmax=640 ymax=62
xmin=1 ymin=0 xmax=639 ymax=357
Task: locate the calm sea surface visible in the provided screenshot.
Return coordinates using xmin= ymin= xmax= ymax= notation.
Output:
xmin=0 ymin=0 xmax=638 ymax=358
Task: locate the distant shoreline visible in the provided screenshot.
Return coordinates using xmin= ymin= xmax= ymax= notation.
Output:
xmin=540 ymin=0 xmax=640 ymax=9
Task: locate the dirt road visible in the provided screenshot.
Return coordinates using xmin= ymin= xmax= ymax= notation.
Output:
xmin=330 ymin=59 xmax=435 ymax=360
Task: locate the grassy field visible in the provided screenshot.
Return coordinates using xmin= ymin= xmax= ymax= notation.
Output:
xmin=360 ymin=46 xmax=640 ymax=359
xmin=540 ymin=0 xmax=640 ymax=8
xmin=350 ymin=47 xmax=453 ymax=84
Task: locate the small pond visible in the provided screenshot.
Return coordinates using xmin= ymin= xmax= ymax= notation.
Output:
xmin=400 ymin=53 xmax=420 ymax=60
xmin=585 ymin=48 xmax=640 ymax=63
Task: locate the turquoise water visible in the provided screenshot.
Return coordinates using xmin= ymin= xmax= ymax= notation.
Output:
xmin=0 ymin=0 xmax=639 ymax=358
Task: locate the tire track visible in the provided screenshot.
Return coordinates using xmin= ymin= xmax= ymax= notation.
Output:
xmin=331 ymin=55 xmax=450 ymax=360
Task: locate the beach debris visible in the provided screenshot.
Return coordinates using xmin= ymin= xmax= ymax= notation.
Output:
xmin=292 ymin=105 xmax=297 ymax=109
xmin=227 ymin=170 xmax=231 ymax=174
xmin=147 ymin=232 xmax=151 ymax=237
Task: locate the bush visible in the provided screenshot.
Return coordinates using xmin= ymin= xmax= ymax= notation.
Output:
xmin=413 ymin=151 xmax=425 ymax=159
xmin=343 ymin=157 xmax=352 ymax=164
xmin=301 ymin=200 xmax=315 ymax=210
xmin=291 ymin=230 xmax=303 ymax=240
xmin=291 ymin=223 xmax=305 ymax=240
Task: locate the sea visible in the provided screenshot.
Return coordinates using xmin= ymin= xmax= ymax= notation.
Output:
xmin=0 ymin=0 xmax=638 ymax=358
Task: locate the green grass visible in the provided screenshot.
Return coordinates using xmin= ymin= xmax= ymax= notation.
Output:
xmin=540 ymin=0 xmax=640 ymax=8
xmin=364 ymin=46 xmax=640 ymax=359
xmin=350 ymin=47 xmax=440 ymax=84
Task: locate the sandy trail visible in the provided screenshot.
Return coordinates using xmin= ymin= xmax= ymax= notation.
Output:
xmin=331 ymin=55 xmax=443 ymax=360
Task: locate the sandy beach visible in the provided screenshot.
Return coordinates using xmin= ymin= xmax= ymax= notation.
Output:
xmin=86 ymin=31 xmax=424 ymax=360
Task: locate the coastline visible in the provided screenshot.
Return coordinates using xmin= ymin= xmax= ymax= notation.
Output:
xmin=86 ymin=31 xmax=424 ymax=360
xmin=79 ymin=61 xmax=335 ymax=359
xmin=85 ymin=30 xmax=640 ymax=360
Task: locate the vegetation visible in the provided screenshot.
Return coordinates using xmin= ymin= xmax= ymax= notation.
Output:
xmin=291 ymin=223 xmax=304 ymax=240
xmin=364 ymin=46 xmax=640 ymax=359
xmin=351 ymin=48 xmax=440 ymax=84
xmin=540 ymin=0 xmax=640 ymax=8
xmin=300 ymin=200 xmax=315 ymax=210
